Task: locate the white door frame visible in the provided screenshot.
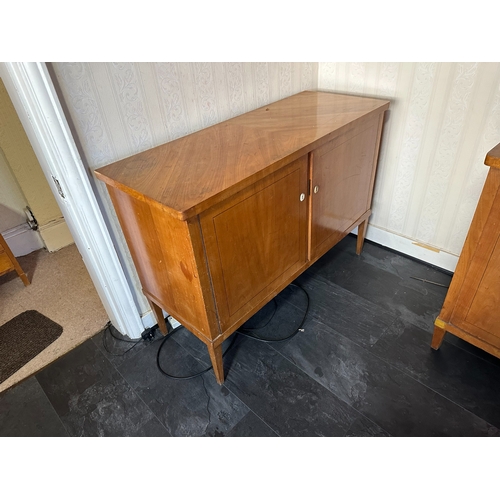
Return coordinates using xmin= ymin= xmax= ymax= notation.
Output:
xmin=1 ymin=62 xmax=145 ymax=339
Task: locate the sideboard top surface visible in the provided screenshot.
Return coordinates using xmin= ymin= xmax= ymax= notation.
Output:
xmin=95 ymin=91 xmax=389 ymax=220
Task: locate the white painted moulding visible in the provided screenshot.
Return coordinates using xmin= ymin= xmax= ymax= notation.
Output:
xmin=2 ymin=223 xmax=44 ymax=257
xmin=352 ymin=224 xmax=459 ymax=273
xmin=39 ymin=217 xmax=74 ymax=252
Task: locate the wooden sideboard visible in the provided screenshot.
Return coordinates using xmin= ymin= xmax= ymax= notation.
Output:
xmin=432 ymin=142 xmax=500 ymax=357
xmin=95 ymin=91 xmax=389 ymax=383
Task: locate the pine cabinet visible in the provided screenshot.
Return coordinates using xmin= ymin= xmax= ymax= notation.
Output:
xmin=95 ymin=91 xmax=389 ymax=383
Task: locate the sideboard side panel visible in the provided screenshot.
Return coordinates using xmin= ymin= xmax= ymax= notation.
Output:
xmin=106 ymin=185 xmax=215 ymax=340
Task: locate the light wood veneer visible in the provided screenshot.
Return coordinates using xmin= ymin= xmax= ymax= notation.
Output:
xmin=95 ymin=91 xmax=389 ymax=383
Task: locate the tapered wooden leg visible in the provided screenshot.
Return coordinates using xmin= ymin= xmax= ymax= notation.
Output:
xmin=147 ymin=298 xmax=168 ymax=335
xmin=356 ymin=219 xmax=368 ymax=255
xmin=18 ymin=271 xmax=30 ymax=286
xmin=431 ymin=323 xmax=446 ymax=350
xmin=207 ymin=342 xmax=224 ymax=384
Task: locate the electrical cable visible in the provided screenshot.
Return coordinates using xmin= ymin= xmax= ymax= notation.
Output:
xmin=236 ymin=283 xmax=309 ymax=343
xmin=104 ymin=282 xmax=310 ymax=379
xmin=156 ymin=326 xmax=238 ymax=381
xmin=155 ymin=282 xmax=309 ymax=380
xmin=101 ymin=321 xmax=146 ymax=357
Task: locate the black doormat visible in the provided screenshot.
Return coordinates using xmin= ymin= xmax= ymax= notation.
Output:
xmin=0 ymin=310 xmax=63 ymax=384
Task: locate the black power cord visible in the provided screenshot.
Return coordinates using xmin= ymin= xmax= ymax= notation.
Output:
xmin=102 ymin=322 xmax=143 ymax=356
xmin=155 ymin=282 xmax=309 ymax=380
xmin=156 ymin=326 xmax=238 ymax=381
xmin=102 ymin=322 xmax=158 ymax=356
xmin=103 ymin=282 xmax=310 ymax=379
xmin=236 ymin=283 xmax=309 ymax=343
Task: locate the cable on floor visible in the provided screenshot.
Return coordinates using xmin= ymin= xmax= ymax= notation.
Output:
xmin=104 ymin=281 xmax=310 ymax=379
xmin=155 ymin=282 xmax=309 ymax=380
xmin=102 ymin=322 xmax=144 ymax=356
xmin=156 ymin=326 xmax=238 ymax=381
xmin=236 ymin=283 xmax=309 ymax=343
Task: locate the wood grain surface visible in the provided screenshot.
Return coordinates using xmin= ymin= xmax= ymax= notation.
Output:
xmin=95 ymin=91 xmax=389 ymax=220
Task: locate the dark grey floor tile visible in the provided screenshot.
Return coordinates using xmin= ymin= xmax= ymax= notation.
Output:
xmin=58 ymin=371 xmax=169 ymax=437
xmin=117 ymin=336 xmax=248 ymax=437
xmin=36 ymin=339 xmax=118 ymax=416
xmin=129 ymin=417 xmax=171 ymax=437
xmin=223 ymin=336 xmax=370 ymax=437
xmin=440 ymin=332 xmax=500 ymax=369
xmin=226 ymin=410 xmax=278 ymax=437
xmin=292 ymin=273 xmax=394 ymax=348
xmin=92 ymin=323 xmax=162 ymax=369
xmin=307 ymin=237 xmax=451 ymax=334
xmin=313 ymin=235 xmax=452 ymax=288
xmin=273 ymin=316 xmax=499 ymax=436
xmin=35 ymin=337 xmax=166 ymax=436
xmin=0 ymin=377 xmax=68 ymax=437
xmin=372 ymin=318 xmax=500 ymax=429
xmin=345 ymin=416 xmax=391 ymax=437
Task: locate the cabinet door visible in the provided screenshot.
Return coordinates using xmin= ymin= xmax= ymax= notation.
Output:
xmin=310 ymin=119 xmax=381 ymax=259
xmin=200 ymin=156 xmax=308 ymax=333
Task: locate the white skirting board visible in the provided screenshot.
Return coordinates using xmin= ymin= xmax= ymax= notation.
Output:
xmin=39 ymin=217 xmax=74 ymax=252
xmin=140 ymin=309 xmax=169 ymax=330
xmin=2 ymin=218 xmax=75 ymax=257
xmin=352 ymin=224 xmax=459 ymax=273
xmin=2 ymin=223 xmax=44 ymax=257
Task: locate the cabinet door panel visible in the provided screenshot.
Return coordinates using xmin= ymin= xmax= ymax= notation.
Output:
xmin=200 ymin=156 xmax=308 ymax=331
xmin=311 ymin=121 xmax=380 ymax=259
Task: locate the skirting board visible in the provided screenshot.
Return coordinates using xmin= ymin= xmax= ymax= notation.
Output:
xmin=141 ymin=309 xmax=168 ymax=331
xmin=352 ymin=224 xmax=459 ymax=273
xmin=2 ymin=223 xmax=44 ymax=257
xmin=39 ymin=217 xmax=74 ymax=252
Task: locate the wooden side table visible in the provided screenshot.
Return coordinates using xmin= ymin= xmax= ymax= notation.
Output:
xmin=0 ymin=233 xmax=30 ymax=286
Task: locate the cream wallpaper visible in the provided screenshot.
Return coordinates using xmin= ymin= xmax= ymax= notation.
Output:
xmin=0 ymin=77 xmax=64 ymax=228
xmin=50 ymin=62 xmax=500 ymax=314
xmin=50 ymin=62 xmax=318 ymax=312
xmin=319 ymin=62 xmax=500 ymax=256
xmin=0 ymin=147 xmax=28 ymax=232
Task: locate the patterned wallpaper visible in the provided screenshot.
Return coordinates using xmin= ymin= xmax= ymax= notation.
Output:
xmin=50 ymin=62 xmax=500 ymax=312
xmin=51 ymin=62 xmax=317 ymax=168
xmin=50 ymin=62 xmax=318 ymax=312
xmin=319 ymin=62 xmax=500 ymax=256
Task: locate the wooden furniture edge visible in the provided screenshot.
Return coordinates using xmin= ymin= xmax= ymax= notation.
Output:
xmin=432 ymin=317 xmax=500 ymax=358
xmin=94 ymin=103 xmax=389 ymax=222
xmin=433 ymin=168 xmax=500 ymax=326
xmin=485 ymin=141 xmax=500 ymax=169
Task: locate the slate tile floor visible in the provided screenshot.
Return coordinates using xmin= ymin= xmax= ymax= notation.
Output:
xmin=2 ymin=235 xmax=500 ymax=437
